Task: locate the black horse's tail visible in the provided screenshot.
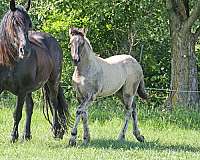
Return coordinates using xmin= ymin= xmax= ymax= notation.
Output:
xmin=42 ymin=84 xmax=73 ymax=133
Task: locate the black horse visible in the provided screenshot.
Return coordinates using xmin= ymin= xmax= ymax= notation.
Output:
xmin=0 ymin=0 xmax=71 ymax=142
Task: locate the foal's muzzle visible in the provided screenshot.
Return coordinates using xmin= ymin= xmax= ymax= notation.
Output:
xmin=72 ymin=58 xmax=80 ymax=65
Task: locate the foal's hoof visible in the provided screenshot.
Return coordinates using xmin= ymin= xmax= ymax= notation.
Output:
xmin=83 ymin=137 xmax=90 ymax=145
xmin=136 ymin=135 xmax=145 ymax=143
xmin=69 ymin=137 xmax=76 ymax=146
xmin=117 ymin=135 xmax=125 ymax=141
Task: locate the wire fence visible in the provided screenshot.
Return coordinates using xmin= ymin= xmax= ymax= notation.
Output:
xmin=146 ymin=87 xmax=200 ymax=93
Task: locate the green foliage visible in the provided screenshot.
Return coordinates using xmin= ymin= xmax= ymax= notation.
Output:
xmin=29 ymin=0 xmax=170 ymax=106
xmin=0 ymin=0 xmax=172 ymax=106
xmin=0 ymin=0 xmax=8 ymax=19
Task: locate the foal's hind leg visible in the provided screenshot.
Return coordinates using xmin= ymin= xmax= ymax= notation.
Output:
xmin=118 ymin=81 xmax=144 ymax=142
xmin=22 ymin=93 xmax=33 ymax=140
xmin=131 ymin=99 xmax=144 ymax=142
xmin=11 ymin=95 xmax=26 ymax=143
xmin=118 ymin=94 xmax=133 ymax=141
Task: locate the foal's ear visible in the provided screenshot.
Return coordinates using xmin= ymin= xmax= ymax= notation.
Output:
xmin=80 ymin=28 xmax=88 ymax=36
xmin=69 ymin=28 xmax=74 ymax=37
xmin=10 ymin=0 xmax=16 ymax=11
xmin=25 ymin=0 xmax=31 ymax=11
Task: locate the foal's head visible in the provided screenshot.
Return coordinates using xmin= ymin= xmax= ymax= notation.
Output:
xmin=69 ymin=28 xmax=90 ymax=65
xmin=0 ymin=0 xmax=32 ymax=64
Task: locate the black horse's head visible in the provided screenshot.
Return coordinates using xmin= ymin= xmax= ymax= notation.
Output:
xmin=9 ymin=0 xmax=32 ymax=59
xmin=0 ymin=0 xmax=32 ymax=65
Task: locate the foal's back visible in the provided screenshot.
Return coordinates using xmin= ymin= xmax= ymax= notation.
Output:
xmin=97 ymin=54 xmax=143 ymax=79
xmin=96 ymin=54 xmax=143 ymax=97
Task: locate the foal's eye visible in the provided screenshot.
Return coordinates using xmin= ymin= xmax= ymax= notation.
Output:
xmin=81 ymin=41 xmax=85 ymax=46
xmin=29 ymin=22 xmax=32 ymax=28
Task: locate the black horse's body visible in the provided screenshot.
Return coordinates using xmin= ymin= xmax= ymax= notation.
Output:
xmin=0 ymin=32 xmax=61 ymax=95
xmin=0 ymin=0 xmax=71 ymax=143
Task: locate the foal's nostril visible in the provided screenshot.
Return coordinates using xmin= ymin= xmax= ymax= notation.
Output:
xmin=73 ymin=59 xmax=80 ymax=65
xmin=19 ymin=47 xmax=23 ymax=54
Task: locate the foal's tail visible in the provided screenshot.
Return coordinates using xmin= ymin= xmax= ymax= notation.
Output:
xmin=137 ymin=79 xmax=148 ymax=100
xmin=42 ymin=84 xmax=73 ymax=132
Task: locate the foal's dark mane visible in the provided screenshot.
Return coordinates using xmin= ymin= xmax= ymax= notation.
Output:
xmin=70 ymin=29 xmax=84 ymax=37
xmin=0 ymin=6 xmax=31 ymax=66
xmin=70 ymin=28 xmax=93 ymax=50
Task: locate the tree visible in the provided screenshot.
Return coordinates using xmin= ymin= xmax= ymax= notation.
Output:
xmin=0 ymin=0 xmax=171 ymax=106
xmin=166 ymin=0 xmax=200 ymax=107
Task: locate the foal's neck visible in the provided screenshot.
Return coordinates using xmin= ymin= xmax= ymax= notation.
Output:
xmin=76 ymin=43 xmax=98 ymax=75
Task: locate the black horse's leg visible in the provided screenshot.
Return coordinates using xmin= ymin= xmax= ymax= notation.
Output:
xmin=11 ymin=95 xmax=25 ymax=143
xmin=22 ymin=93 xmax=33 ymax=140
xmin=47 ymin=83 xmax=62 ymax=139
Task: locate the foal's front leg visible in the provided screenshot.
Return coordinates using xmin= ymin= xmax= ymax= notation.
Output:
xmin=82 ymin=107 xmax=90 ymax=144
xmin=69 ymin=95 xmax=92 ymax=146
xmin=11 ymin=95 xmax=25 ymax=143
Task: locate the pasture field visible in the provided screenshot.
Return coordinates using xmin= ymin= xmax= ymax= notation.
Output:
xmin=0 ymin=99 xmax=200 ymax=160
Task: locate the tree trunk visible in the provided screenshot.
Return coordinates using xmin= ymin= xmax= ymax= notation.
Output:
xmin=167 ymin=0 xmax=200 ymax=108
xmin=170 ymin=32 xmax=199 ymax=106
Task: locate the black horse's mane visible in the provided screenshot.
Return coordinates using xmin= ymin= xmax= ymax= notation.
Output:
xmin=0 ymin=6 xmax=30 ymax=66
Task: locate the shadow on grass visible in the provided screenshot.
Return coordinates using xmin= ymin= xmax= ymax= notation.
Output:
xmin=79 ymin=138 xmax=200 ymax=153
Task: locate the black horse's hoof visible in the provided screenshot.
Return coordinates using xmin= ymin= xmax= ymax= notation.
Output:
xmin=53 ymin=131 xmax=64 ymax=140
xmin=10 ymin=136 xmax=18 ymax=143
xmin=52 ymin=125 xmax=65 ymax=140
xmin=10 ymin=132 xmax=19 ymax=143
xmin=22 ymin=134 xmax=32 ymax=141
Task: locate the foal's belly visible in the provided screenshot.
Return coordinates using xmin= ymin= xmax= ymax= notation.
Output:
xmin=97 ymin=66 xmax=126 ymax=97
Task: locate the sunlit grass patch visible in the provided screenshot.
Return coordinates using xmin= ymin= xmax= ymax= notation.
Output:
xmin=0 ymin=102 xmax=200 ymax=160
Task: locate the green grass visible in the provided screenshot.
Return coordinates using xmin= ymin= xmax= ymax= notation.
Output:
xmin=0 ymin=101 xmax=200 ymax=160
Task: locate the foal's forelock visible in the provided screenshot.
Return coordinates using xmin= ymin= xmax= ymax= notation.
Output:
xmin=70 ymin=35 xmax=93 ymax=52
xmin=70 ymin=35 xmax=93 ymax=65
